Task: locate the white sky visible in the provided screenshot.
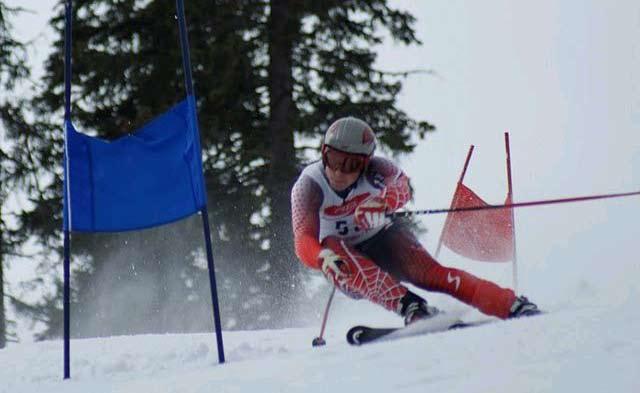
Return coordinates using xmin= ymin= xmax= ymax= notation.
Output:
xmin=4 ymin=1 xmax=640 ymax=334
xmin=374 ymin=1 xmax=639 ymax=299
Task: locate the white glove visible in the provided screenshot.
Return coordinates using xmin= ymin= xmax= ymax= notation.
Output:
xmin=354 ymin=196 xmax=388 ymax=230
xmin=318 ymin=248 xmax=350 ymax=284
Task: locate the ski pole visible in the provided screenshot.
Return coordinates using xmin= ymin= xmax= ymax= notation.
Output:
xmin=312 ymin=286 xmax=336 ymax=347
xmin=389 ymin=189 xmax=640 ymax=218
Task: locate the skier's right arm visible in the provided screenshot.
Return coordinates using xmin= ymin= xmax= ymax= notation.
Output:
xmin=291 ymin=175 xmax=324 ymax=270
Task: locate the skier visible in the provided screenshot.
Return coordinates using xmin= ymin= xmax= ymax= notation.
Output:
xmin=291 ymin=117 xmax=540 ymax=325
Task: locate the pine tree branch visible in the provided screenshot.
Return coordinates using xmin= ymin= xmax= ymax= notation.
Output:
xmin=373 ymin=68 xmax=440 ymax=78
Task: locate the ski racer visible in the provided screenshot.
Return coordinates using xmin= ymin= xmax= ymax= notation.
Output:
xmin=291 ymin=117 xmax=540 ymax=325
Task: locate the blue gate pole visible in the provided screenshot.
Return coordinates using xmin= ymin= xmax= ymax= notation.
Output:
xmin=176 ymin=0 xmax=225 ymax=363
xmin=63 ymin=0 xmax=73 ymax=380
xmin=63 ymin=231 xmax=71 ymax=379
xmin=200 ymin=207 xmax=226 ymax=363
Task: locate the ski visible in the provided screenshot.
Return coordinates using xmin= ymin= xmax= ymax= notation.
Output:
xmin=347 ymin=314 xmax=495 ymax=346
xmin=346 ymin=326 xmax=397 ymax=345
xmin=347 ymin=309 xmax=544 ymax=346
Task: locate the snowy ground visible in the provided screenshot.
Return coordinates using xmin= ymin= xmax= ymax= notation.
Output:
xmin=2 ymin=280 xmax=639 ymax=393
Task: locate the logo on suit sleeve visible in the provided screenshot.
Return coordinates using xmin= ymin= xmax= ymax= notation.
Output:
xmin=447 ymin=272 xmax=461 ymax=291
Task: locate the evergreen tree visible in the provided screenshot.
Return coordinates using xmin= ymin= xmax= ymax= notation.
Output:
xmin=263 ymin=0 xmax=435 ymax=322
xmin=0 ymin=0 xmax=30 ymax=348
xmin=10 ymin=0 xmax=434 ymax=338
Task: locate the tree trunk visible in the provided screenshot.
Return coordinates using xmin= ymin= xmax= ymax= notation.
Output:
xmin=0 ymin=211 xmax=6 ymax=349
xmin=268 ymin=0 xmax=298 ymax=193
xmin=265 ymin=0 xmax=304 ymax=324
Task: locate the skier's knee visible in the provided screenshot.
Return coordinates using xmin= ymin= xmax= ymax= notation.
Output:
xmin=338 ymin=286 xmax=365 ymax=300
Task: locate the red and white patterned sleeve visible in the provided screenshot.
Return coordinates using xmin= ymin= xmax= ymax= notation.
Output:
xmin=291 ymin=174 xmax=324 ymax=270
xmin=369 ymin=157 xmax=412 ymax=211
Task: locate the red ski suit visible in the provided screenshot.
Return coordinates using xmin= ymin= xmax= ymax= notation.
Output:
xmin=291 ymin=157 xmax=516 ymax=319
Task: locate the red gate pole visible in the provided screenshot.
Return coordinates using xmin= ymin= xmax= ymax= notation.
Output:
xmin=505 ymin=132 xmax=518 ymax=293
xmin=435 ymin=145 xmax=475 ymax=258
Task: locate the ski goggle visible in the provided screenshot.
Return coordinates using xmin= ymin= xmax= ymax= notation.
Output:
xmin=322 ymin=146 xmax=368 ymax=173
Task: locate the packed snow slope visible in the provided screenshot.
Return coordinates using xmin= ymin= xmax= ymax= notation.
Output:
xmin=2 ymin=278 xmax=639 ymax=393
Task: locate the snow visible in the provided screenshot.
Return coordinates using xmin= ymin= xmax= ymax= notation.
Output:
xmin=2 ymin=275 xmax=639 ymax=393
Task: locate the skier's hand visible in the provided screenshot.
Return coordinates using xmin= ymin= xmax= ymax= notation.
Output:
xmin=355 ymin=196 xmax=388 ymax=230
xmin=318 ymin=248 xmax=351 ymax=285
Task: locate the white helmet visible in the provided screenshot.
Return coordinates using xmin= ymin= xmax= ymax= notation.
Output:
xmin=321 ymin=117 xmax=376 ymax=173
xmin=323 ymin=117 xmax=376 ymax=156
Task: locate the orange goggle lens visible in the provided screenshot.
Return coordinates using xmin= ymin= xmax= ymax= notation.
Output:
xmin=323 ymin=147 xmax=366 ymax=173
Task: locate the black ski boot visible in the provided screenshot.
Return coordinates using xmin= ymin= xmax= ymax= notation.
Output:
xmin=508 ymin=296 xmax=541 ymax=318
xmin=400 ymin=291 xmax=439 ymax=326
